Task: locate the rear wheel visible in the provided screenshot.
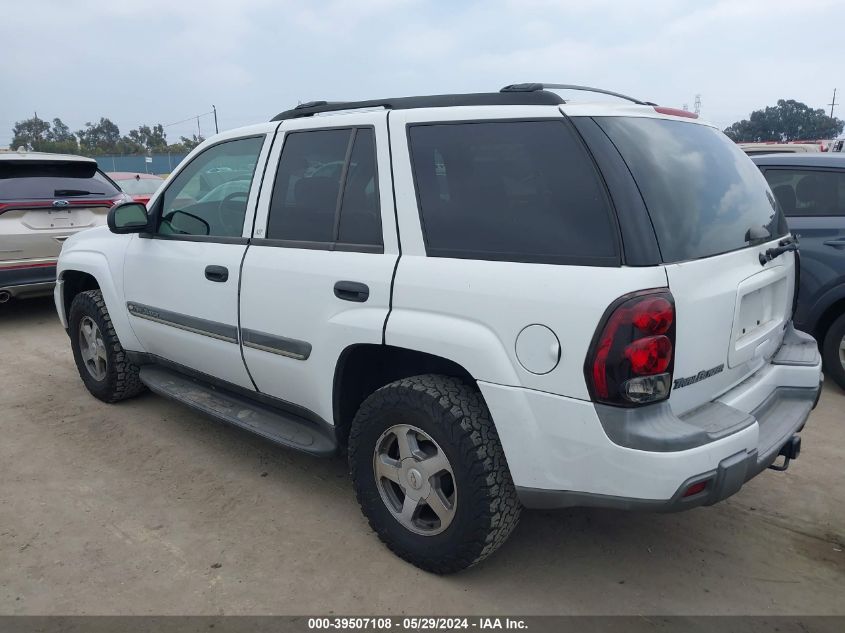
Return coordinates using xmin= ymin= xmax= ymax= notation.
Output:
xmin=822 ymin=312 xmax=845 ymax=390
xmin=68 ymin=289 xmax=145 ymax=403
xmin=348 ymin=374 xmax=521 ymax=574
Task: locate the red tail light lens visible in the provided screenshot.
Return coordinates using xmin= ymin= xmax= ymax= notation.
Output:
xmin=624 ymin=335 xmax=672 ymax=375
xmin=585 ymin=289 xmax=676 ymax=406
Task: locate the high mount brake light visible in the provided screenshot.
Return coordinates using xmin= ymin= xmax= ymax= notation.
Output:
xmin=653 ymin=106 xmax=699 ymax=119
xmin=585 ymin=289 xmax=676 ymax=406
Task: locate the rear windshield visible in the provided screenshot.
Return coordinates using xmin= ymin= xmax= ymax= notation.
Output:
xmin=116 ymin=177 xmax=163 ymax=195
xmin=597 ymin=117 xmax=788 ymax=263
xmin=0 ymin=163 xmax=120 ymax=201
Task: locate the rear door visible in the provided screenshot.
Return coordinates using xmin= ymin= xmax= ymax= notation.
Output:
xmin=760 ymin=166 xmax=845 ymax=330
xmin=123 ymin=132 xmax=272 ymax=389
xmin=239 ymin=113 xmax=398 ymax=423
xmin=597 ymin=115 xmax=794 ymax=415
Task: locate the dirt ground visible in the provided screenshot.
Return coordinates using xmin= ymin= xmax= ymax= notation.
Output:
xmin=1 ymin=296 xmax=843 ymax=615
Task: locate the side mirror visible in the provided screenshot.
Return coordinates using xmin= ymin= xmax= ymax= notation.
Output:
xmin=108 ymin=202 xmax=150 ymax=234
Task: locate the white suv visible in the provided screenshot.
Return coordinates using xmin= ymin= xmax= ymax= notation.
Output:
xmin=55 ymin=84 xmax=823 ymax=573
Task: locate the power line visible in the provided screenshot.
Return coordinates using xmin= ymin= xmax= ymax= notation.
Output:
xmin=162 ymin=111 xmax=214 ymax=128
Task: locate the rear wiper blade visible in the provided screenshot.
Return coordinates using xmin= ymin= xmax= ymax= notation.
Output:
xmin=759 ymin=235 xmax=799 ymax=266
xmin=54 ymin=189 xmax=104 ymax=197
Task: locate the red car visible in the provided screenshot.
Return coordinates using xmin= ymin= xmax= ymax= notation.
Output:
xmin=107 ymin=172 xmax=164 ymax=205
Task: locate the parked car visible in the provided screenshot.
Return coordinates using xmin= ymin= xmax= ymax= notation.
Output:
xmin=739 ymin=142 xmax=824 ymax=156
xmin=55 ymin=84 xmax=822 ymax=573
xmin=107 ymin=172 xmax=165 ymax=206
xmin=0 ymin=152 xmax=127 ymax=302
xmin=753 ymin=153 xmax=845 ymax=389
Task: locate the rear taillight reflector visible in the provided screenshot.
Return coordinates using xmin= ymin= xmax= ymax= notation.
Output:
xmin=683 ymin=481 xmax=708 ymax=497
xmin=585 ymin=289 xmax=676 ymax=407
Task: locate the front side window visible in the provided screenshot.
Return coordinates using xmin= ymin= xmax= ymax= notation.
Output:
xmin=762 ymin=168 xmax=845 ymax=217
xmin=157 ymin=136 xmax=264 ymax=237
xmin=266 ymin=127 xmax=382 ymax=248
xmin=407 ymin=120 xmax=619 ymax=265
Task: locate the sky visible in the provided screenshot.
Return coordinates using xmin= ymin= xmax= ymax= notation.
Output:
xmin=1 ymin=0 xmax=843 ymax=147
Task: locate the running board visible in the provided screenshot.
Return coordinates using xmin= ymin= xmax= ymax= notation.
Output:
xmin=139 ymin=365 xmax=337 ymax=456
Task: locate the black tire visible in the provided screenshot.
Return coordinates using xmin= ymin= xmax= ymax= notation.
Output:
xmin=68 ymin=289 xmax=145 ymax=403
xmin=348 ymin=374 xmax=521 ymax=574
xmin=822 ymin=312 xmax=845 ymax=390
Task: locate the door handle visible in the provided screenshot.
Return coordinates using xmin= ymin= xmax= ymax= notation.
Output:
xmin=823 ymin=238 xmax=845 ymax=249
xmin=334 ymin=280 xmax=369 ymax=302
xmin=205 ymin=265 xmax=229 ymax=282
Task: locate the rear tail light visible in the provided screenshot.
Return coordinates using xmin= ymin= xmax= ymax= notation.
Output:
xmin=585 ymin=289 xmax=676 ymax=407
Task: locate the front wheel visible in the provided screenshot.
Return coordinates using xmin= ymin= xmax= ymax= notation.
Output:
xmin=68 ymin=289 xmax=145 ymax=403
xmin=822 ymin=312 xmax=845 ymax=390
xmin=348 ymin=374 xmax=521 ymax=574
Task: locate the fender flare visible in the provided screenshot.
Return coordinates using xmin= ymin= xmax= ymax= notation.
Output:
xmin=384 ymin=308 xmax=521 ymax=386
xmin=57 ymin=250 xmax=143 ymax=352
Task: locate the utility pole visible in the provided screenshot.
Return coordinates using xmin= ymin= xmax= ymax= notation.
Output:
xmin=212 ymin=105 xmax=219 ymax=134
xmin=196 ymin=115 xmax=201 ymax=139
xmin=694 ymin=94 xmax=702 ymax=116
xmin=829 ymin=88 xmax=838 ymax=118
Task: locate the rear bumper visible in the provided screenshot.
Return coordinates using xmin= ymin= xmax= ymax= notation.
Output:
xmin=0 ymin=260 xmax=57 ymax=297
xmin=516 ymin=381 xmax=821 ymax=511
xmin=479 ymin=324 xmax=823 ymax=511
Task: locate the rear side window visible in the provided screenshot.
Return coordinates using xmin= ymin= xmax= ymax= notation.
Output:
xmin=266 ymin=127 xmax=382 ymax=248
xmin=0 ymin=162 xmax=119 ymax=200
xmin=408 ymin=120 xmax=619 ymax=265
xmin=597 ymin=117 xmax=788 ymax=263
xmin=762 ymin=168 xmax=845 ymax=217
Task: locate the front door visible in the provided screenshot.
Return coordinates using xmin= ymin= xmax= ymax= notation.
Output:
xmin=123 ymin=133 xmax=272 ymax=389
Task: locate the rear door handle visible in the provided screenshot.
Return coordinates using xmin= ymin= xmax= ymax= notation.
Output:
xmin=823 ymin=238 xmax=845 ymax=249
xmin=334 ymin=281 xmax=369 ymax=302
xmin=205 ymin=265 xmax=229 ymax=282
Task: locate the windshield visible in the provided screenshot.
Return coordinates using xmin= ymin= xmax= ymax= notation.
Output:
xmin=116 ymin=177 xmax=163 ymax=195
xmin=596 ymin=116 xmax=788 ymax=263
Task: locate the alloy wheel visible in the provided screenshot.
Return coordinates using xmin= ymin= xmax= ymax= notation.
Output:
xmin=373 ymin=424 xmax=457 ymax=536
xmin=78 ymin=316 xmax=108 ymax=381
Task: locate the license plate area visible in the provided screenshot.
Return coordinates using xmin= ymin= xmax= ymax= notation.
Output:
xmin=22 ymin=208 xmax=77 ymax=230
xmin=729 ymin=270 xmax=788 ymax=368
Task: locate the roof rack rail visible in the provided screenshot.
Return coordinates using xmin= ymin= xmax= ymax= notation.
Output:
xmin=500 ymin=83 xmax=656 ymax=106
xmin=271 ymin=90 xmax=565 ymax=121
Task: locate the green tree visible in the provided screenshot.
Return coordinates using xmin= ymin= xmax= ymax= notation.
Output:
xmin=10 ymin=116 xmax=79 ymax=153
xmin=167 ymin=134 xmax=204 ymax=153
xmin=76 ymin=117 xmax=121 ymax=155
xmin=45 ymin=118 xmax=79 ymax=153
xmin=724 ymin=99 xmax=844 ymax=142
xmin=121 ymin=123 xmax=168 ymax=154
xmin=10 ymin=116 xmax=51 ymax=150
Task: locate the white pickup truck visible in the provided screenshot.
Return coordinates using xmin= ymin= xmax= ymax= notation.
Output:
xmin=55 ymin=84 xmax=823 ymax=573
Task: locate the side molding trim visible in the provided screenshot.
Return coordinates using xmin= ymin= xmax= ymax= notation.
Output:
xmin=241 ymin=328 xmax=312 ymax=360
xmin=126 ymin=302 xmax=239 ymax=343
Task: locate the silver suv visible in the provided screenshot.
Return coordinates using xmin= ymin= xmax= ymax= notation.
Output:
xmin=0 ymin=151 xmax=126 ymax=302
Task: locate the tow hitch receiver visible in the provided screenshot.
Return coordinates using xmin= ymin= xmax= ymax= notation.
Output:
xmin=769 ymin=435 xmax=801 ymax=472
